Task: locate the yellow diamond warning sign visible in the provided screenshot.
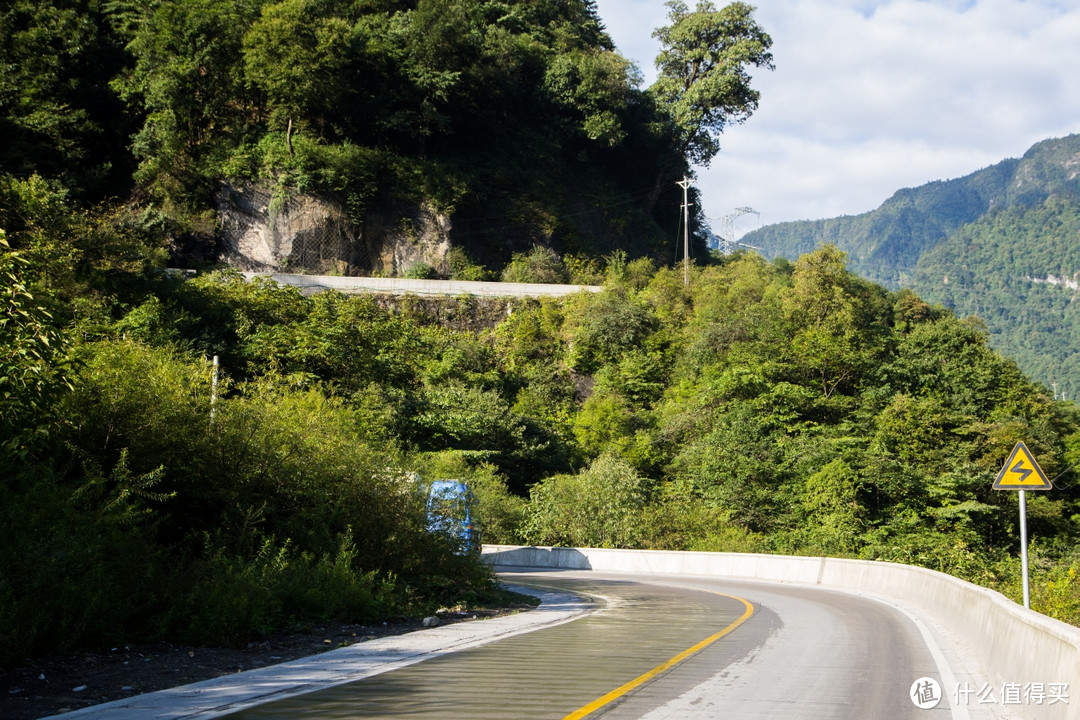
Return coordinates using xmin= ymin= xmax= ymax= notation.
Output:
xmin=993 ymin=441 xmax=1053 ymax=491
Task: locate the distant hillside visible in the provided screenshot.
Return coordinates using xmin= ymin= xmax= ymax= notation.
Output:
xmin=909 ymin=197 xmax=1080 ymax=396
xmin=744 ymin=134 xmax=1080 ymax=288
xmin=744 ymin=134 xmax=1080 ymax=393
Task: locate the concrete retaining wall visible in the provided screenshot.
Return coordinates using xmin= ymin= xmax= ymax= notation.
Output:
xmin=240 ymin=273 xmax=602 ymax=298
xmin=483 ymin=545 xmax=1080 ymax=718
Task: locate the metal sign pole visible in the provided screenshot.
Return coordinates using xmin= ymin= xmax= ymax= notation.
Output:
xmin=992 ymin=441 xmax=1051 ymax=611
xmin=1019 ymin=489 xmax=1030 ymax=609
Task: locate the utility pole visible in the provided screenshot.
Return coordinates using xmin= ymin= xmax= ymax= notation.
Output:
xmin=210 ymin=355 xmax=220 ymax=422
xmin=677 ymin=176 xmax=692 ymax=287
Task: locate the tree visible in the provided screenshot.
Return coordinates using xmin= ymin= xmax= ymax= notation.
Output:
xmin=544 ymin=48 xmax=639 ymax=147
xmin=564 ymin=287 xmax=657 ymax=374
xmin=119 ymin=0 xmax=260 ymax=202
xmin=803 ymin=458 xmax=865 ymax=554
xmin=0 ymin=0 xmax=131 ymax=197
xmin=779 ymin=245 xmax=891 ymax=398
xmin=650 ymin=1 xmax=773 ymax=167
xmin=242 ymin=0 xmax=353 ymax=148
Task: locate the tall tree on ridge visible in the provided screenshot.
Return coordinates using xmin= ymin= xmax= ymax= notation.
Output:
xmin=646 ymin=1 xmax=773 ymax=209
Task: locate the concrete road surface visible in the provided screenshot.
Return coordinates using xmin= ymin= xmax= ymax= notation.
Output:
xmin=222 ymin=569 xmax=1008 ymax=719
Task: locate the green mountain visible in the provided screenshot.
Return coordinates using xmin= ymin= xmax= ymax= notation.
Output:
xmin=910 ymin=197 xmax=1080 ymax=395
xmin=744 ymin=134 xmax=1080 ymax=288
xmin=744 ymin=134 xmax=1080 ymax=391
xmin=3 ymin=0 xmax=766 ymax=273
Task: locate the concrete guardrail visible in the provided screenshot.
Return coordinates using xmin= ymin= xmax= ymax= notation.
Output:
xmin=483 ymin=544 xmax=1080 ymax=719
xmin=240 ymin=273 xmax=603 ymax=298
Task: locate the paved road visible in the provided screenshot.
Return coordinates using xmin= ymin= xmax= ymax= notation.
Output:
xmin=224 ymin=569 xmax=981 ymax=720
xmin=239 ymin=273 xmax=603 ymax=298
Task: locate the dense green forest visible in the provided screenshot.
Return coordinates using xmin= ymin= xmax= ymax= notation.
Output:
xmin=910 ymin=198 xmax=1080 ymax=399
xmin=0 ymin=0 xmax=786 ymax=665
xmin=744 ymin=134 xmax=1080 ymax=393
xmin=1 ymin=0 xmax=772 ymax=267
xmin=6 ymin=0 xmax=1080 ymax=673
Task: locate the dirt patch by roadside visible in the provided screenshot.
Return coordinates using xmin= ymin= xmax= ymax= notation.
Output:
xmin=1 ymin=606 xmax=532 ymax=720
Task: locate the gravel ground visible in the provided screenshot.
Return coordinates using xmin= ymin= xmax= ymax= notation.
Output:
xmin=0 ymin=607 xmax=529 ymax=720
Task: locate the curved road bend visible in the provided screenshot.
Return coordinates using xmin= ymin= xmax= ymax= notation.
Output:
xmin=224 ymin=570 xmax=963 ymax=720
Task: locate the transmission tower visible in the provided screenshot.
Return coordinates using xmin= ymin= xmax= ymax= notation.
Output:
xmin=711 ymin=207 xmax=761 ymax=252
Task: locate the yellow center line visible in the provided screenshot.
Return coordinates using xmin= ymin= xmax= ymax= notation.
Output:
xmin=561 ymin=592 xmax=755 ymax=720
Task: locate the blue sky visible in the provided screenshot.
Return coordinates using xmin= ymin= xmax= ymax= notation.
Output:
xmin=594 ymin=0 xmax=1080 ymax=239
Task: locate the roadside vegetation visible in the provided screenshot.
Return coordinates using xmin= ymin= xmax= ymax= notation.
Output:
xmin=6 ymin=205 xmax=1080 ymax=666
xmin=1 ymin=0 xmax=776 ymax=666
xmin=5 ymin=0 xmax=1080 ymax=671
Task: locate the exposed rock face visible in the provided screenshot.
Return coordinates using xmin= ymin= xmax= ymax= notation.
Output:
xmin=357 ymin=198 xmax=452 ymax=277
xmin=216 ymin=183 xmax=451 ymax=276
xmin=1028 ymin=273 xmax=1080 ymax=292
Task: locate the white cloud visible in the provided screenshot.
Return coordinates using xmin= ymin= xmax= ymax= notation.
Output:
xmin=593 ymin=0 xmax=665 ymax=85
xmin=594 ymin=0 xmax=1080 ymax=237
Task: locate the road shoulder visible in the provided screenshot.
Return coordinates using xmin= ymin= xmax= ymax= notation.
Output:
xmin=42 ymin=585 xmax=590 ymax=720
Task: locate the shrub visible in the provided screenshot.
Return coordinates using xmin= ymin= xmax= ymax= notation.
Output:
xmin=174 ymin=535 xmax=394 ymax=645
xmin=501 ymin=246 xmax=570 ymax=284
xmin=0 ymin=230 xmax=72 ymax=458
xmin=0 ymin=337 xmax=501 ymax=665
xmin=524 ymin=453 xmax=648 ymax=548
xmin=403 ymin=261 xmax=439 ymax=279
xmin=0 ymin=458 xmax=167 ymax=667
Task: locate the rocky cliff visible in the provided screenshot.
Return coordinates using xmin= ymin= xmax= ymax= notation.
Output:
xmin=216 ymin=183 xmax=451 ymax=277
